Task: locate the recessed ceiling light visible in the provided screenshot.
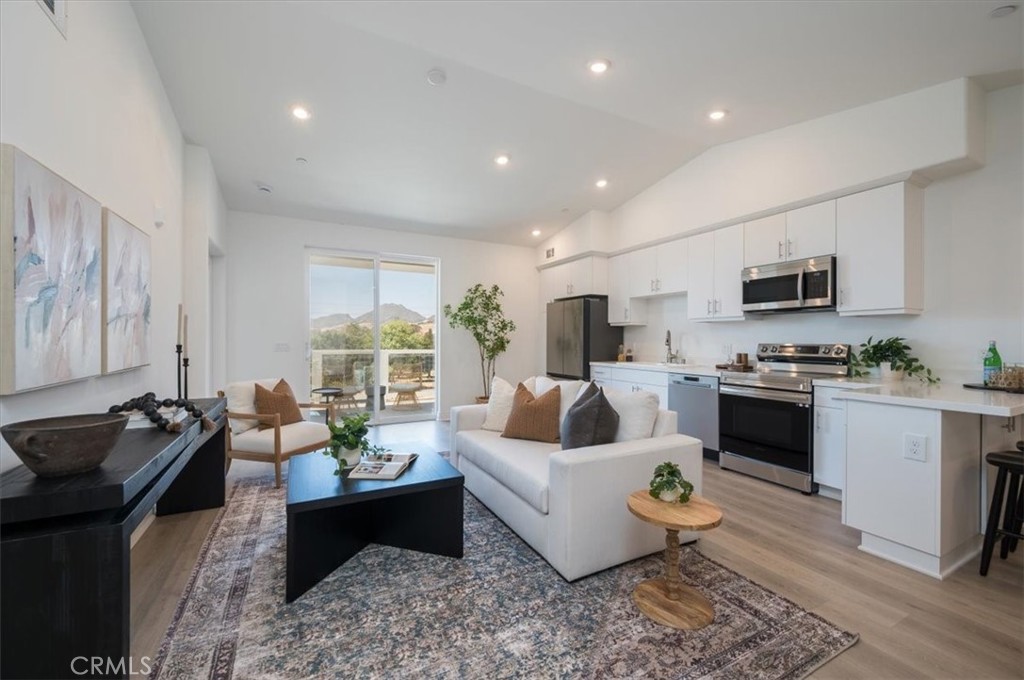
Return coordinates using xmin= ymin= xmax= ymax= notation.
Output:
xmin=494 ymin=154 xmax=510 ymax=166
xmin=426 ymin=68 xmax=447 ymax=86
xmin=588 ymin=59 xmax=611 ymax=74
xmin=292 ymin=105 xmax=311 ymax=120
xmin=595 ymin=179 xmax=608 ymax=189
xmin=295 ymin=157 xmax=308 ymax=165
xmin=256 ymin=182 xmax=273 ymax=194
xmin=531 ymin=229 xmax=542 ymax=237
xmin=708 ymin=110 xmax=728 ymax=121
xmin=990 ymin=4 xmax=1018 ymax=17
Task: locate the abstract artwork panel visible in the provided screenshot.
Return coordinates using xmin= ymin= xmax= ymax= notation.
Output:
xmin=102 ymin=210 xmax=150 ymax=373
xmin=0 ymin=145 xmax=102 ymax=394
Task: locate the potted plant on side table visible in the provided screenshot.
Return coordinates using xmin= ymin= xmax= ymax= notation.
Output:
xmin=443 ymin=283 xmax=517 ymax=403
xmin=649 ymin=462 xmax=694 ymax=504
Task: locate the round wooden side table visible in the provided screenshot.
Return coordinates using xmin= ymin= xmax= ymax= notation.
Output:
xmin=626 ymin=490 xmax=723 ymax=630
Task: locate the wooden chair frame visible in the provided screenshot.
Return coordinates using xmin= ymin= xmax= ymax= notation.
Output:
xmin=218 ymin=391 xmax=333 ymax=488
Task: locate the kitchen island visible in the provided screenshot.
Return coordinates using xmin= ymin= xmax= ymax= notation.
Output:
xmin=836 ymin=382 xmax=1023 ymax=579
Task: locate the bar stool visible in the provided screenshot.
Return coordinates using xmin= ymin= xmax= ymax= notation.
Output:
xmin=980 ymin=443 xmax=1024 ymax=576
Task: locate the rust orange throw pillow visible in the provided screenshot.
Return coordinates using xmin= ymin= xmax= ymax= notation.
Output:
xmin=254 ymin=379 xmax=304 ymax=430
xmin=501 ymin=383 xmax=561 ymax=443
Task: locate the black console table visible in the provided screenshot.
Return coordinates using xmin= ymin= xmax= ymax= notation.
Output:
xmin=0 ymin=397 xmax=227 ymax=680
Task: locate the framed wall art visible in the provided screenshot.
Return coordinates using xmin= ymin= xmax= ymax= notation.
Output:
xmin=0 ymin=144 xmax=102 ymax=394
xmin=102 ymin=209 xmax=151 ymax=374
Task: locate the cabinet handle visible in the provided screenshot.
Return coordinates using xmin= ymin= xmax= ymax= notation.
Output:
xmin=715 ymin=299 xmax=721 ymax=314
xmin=839 ymin=288 xmax=845 ymax=307
xmin=787 ymin=239 xmax=793 ymax=258
xmin=706 ymin=299 xmax=712 ymax=315
xmin=650 ymin=279 xmax=655 ymax=292
xmin=656 ymin=278 xmax=661 ymax=291
xmin=778 ymin=241 xmax=784 ymax=259
xmin=624 ymin=307 xmax=629 ymax=321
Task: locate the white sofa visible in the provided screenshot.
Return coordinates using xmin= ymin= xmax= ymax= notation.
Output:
xmin=450 ymin=402 xmax=703 ymax=581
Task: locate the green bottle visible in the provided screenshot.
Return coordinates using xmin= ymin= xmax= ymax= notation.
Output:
xmin=983 ymin=341 xmax=1002 ymax=385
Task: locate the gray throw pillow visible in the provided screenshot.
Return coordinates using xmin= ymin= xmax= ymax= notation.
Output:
xmin=560 ymin=382 xmax=620 ymax=450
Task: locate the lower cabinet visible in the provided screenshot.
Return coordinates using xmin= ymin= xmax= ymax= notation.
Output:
xmin=589 ymin=365 xmax=669 ymax=408
xmin=813 ymin=405 xmax=846 ymax=492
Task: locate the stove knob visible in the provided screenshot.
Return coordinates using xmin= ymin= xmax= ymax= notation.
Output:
xmin=759 ymin=345 xmax=768 ymax=353
xmin=770 ymin=345 xmax=778 ymax=353
xmin=834 ymin=346 xmax=846 ymax=356
xmin=822 ymin=347 xmax=832 ymax=355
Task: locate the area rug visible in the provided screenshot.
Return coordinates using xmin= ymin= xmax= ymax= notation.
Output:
xmin=151 ymin=477 xmax=858 ymax=679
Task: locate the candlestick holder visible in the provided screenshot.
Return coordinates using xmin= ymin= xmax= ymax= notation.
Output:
xmin=183 ymin=357 xmax=190 ymax=400
xmin=176 ymin=344 xmax=183 ymax=399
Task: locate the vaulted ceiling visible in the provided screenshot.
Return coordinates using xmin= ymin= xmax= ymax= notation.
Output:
xmin=132 ymin=1 xmax=1023 ymax=246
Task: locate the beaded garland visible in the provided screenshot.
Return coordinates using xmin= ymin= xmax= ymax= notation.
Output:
xmin=108 ymin=392 xmax=215 ymax=433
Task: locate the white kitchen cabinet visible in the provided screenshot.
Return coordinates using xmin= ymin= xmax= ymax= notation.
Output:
xmin=688 ymin=227 xmax=743 ymax=321
xmin=628 ymin=239 xmax=689 ymax=297
xmin=607 ymin=254 xmax=647 ymax=325
xmin=813 ymin=405 xmax=846 ymax=494
xmin=743 ymin=202 xmax=836 ymax=267
xmin=836 ymin=183 xmax=923 ymax=316
xmin=608 ymin=368 xmax=669 ymax=408
xmin=743 ymin=214 xmax=788 ymax=267
xmin=538 ymin=256 xmax=608 ymax=302
xmin=786 ymin=200 xmax=836 ymax=261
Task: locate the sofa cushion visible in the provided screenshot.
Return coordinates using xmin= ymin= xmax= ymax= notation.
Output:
xmin=456 ymin=429 xmax=558 ymax=513
xmin=254 ymin=379 xmax=304 ymax=430
xmin=224 ymin=378 xmax=280 ymax=434
xmin=603 ymin=387 xmax=660 ymax=442
xmin=535 ymin=376 xmax=584 ymax=426
xmin=502 ymin=383 xmax=561 ymax=443
xmin=231 ymin=420 xmax=330 ymax=455
xmin=560 ymin=383 xmax=619 ymax=450
xmin=482 ymin=376 xmax=540 ymax=432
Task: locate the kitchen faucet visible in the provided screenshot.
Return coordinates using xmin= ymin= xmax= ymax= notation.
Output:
xmin=665 ymin=331 xmax=681 ymax=364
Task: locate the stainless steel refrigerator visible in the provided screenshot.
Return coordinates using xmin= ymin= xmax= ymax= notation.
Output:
xmin=546 ymin=296 xmax=623 ymax=380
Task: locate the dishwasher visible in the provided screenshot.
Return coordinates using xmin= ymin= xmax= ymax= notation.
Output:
xmin=668 ymin=374 xmax=720 ymax=461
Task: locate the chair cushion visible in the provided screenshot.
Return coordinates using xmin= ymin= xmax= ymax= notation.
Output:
xmin=456 ymin=429 xmax=557 ymax=513
xmin=603 ymin=387 xmax=660 ymax=442
xmin=231 ymin=421 xmax=330 ymax=456
xmin=561 ymin=382 xmax=619 ymax=450
xmin=224 ymin=378 xmax=279 ymax=434
xmin=502 ymin=383 xmax=561 ymax=443
xmin=255 ymin=379 xmax=304 ymax=430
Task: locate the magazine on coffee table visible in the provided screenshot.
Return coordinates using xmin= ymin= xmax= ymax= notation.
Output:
xmin=348 ymin=453 xmax=419 ymax=480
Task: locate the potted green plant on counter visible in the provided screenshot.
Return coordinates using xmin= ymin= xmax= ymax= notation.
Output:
xmin=648 ymin=461 xmax=695 ymax=504
xmin=443 ymin=283 xmax=517 ymax=403
xmin=850 ymin=336 xmax=939 ymax=383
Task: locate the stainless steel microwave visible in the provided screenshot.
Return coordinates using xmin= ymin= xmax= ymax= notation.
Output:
xmin=741 ymin=256 xmax=836 ymax=313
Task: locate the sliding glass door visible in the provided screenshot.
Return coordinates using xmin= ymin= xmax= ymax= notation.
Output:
xmin=308 ymin=250 xmax=437 ymax=423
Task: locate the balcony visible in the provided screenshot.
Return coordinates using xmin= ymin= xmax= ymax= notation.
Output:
xmin=310 ymin=348 xmax=435 ymax=421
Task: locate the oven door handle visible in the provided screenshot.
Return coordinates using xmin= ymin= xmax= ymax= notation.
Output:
xmin=720 ymin=384 xmax=812 ymax=405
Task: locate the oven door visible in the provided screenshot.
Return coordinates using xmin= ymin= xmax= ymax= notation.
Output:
xmin=718 ymin=384 xmax=812 ymax=475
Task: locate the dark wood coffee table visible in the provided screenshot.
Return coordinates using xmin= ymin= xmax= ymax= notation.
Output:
xmin=285 ymin=447 xmax=463 ymax=602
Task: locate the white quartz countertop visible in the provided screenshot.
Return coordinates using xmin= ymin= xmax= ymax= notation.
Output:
xmin=834 ymin=382 xmax=1024 ymax=417
xmin=590 ymin=362 xmax=722 ymax=377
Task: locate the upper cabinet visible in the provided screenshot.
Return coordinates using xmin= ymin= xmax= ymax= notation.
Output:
xmin=608 ymin=254 xmax=647 ymax=325
xmin=687 ymin=224 xmax=744 ymax=321
xmin=628 ymin=239 xmax=689 ymax=298
xmin=836 ymin=183 xmax=923 ymax=316
xmin=743 ymin=201 xmax=836 ymax=267
xmin=539 ymin=256 xmax=608 ymax=303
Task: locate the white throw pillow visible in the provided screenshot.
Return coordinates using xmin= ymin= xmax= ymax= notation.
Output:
xmin=224 ymin=378 xmax=280 ymax=435
xmin=603 ymin=387 xmax=660 ymax=442
xmin=482 ymin=376 xmax=516 ymax=431
xmin=535 ymin=376 xmax=584 ymax=426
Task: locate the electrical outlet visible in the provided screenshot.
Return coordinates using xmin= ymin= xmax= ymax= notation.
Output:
xmin=273 ymin=342 xmax=290 ymax=353
xmin=904 ymin=433 xmax=927 ymax=462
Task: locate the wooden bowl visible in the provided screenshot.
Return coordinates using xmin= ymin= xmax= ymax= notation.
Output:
xmin=1 ymin=413 xmax=129 ymax=477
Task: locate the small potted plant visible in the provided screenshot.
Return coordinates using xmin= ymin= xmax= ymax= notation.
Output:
xmin=648 ymin=461 xmax=694 ymax=504
xmin=850 ymin=336 xmax=939 ymax=384
xmin=326 ymin=413 xmax=371 ymax=474
xmin=443 ymin=284 xmax=517 ymax=403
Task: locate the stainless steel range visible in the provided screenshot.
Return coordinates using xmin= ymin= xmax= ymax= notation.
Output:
xmin=718 ymin=343 xmax=850 ymax=493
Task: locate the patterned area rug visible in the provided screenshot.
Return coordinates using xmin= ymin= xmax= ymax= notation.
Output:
xmin=152 ymin=477 xmax=857 ymax=679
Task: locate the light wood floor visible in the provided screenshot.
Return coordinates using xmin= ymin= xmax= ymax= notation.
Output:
xmin=131 ymin=421 xmax=1023 ymax=678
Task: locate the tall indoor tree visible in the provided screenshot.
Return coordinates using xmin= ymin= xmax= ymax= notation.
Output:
xmin=443 ymin=284 xmax=516 ymax=400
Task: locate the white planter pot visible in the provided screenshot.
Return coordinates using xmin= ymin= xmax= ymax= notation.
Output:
xmin=658 ymin=487 xmax=682 ymax=503
xmin=340 ymin=446 xmax=362 ymax=468
xmin=879 ymin=365 xmax=905 ymax=382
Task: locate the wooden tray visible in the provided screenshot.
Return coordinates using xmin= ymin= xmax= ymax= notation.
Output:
xmin=716 ymin=363 xmax=754 ymax=372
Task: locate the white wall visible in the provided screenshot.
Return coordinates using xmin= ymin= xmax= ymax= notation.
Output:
xmin=224 ymin=212 xmax=539 ymax=416
xmin=608 ymin=78 xmax=984 ymax=251
xmin=183 ymin=145 xmax=228 ymax=396
xmin=0 ymin=1 xmax=184 ymax=470
xmin=623 ymin=85 xmax=1024 ymax=375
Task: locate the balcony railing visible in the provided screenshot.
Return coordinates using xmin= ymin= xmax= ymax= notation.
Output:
xmin=310 ymin=348 xmax=435 ymax=416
